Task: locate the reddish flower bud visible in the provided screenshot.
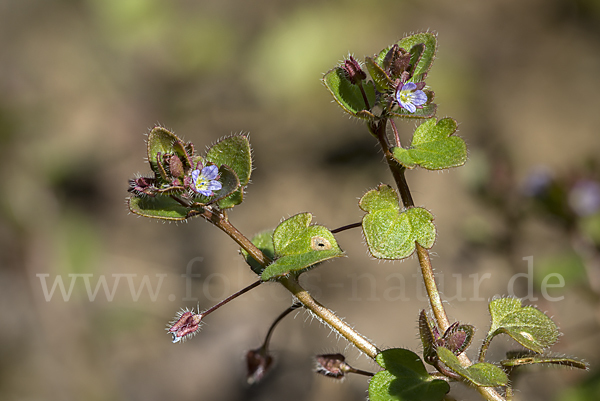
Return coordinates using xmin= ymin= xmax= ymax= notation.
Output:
xmin=342 ymin=56 xmax=367 ymax=84
xmin=167 ymin=310 xmax=203 ymax=343
xmin=315 ymin=353 xmax=349 ymax=379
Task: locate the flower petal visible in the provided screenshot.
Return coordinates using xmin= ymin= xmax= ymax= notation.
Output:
xmin=207 ymin=180 xmax=222 ymax=192
xmin=412 ymin=90 xmax=428 ymax=106
xmin=191 ymin=169 xmax=201 ymax=182
xmin=403 ymin=102 xmax=417 ymax=113
xmin=201 ymin=165 xmax=219 ymax=180
xmin=402 ymin=82 xmax=417 ymax=91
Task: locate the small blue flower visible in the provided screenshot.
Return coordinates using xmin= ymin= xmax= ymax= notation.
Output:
xmin=191 ymin=164 xmax=222 ymax=196
xmin=395 ymin=82 xmax=428 ymax=113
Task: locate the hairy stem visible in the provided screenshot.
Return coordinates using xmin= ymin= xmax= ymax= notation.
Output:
xmin=373 ymin=119 xmax=506 ymax=401
xmin=279 ymin=275 xmax=380 ymax=359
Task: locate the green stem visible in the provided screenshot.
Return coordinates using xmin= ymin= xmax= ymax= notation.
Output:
xmin=198 ymin=207 xmax=381 ymax=360
xmin=279 ymin=275 xmax=380 ymax=359
xmin=478 ymin=334 xmax=493 ymax=362
xmin=373 ymin=119 xmax=506 ymax=401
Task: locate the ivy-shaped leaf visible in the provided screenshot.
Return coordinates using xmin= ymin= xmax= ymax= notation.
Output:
xmin=359 ymin=185 xmax=436 ymax=260
xmin=369 ymin=348 xmax=450 ymax=401
xmin=486 ymin=298 xmax=559 ymax=354
xmin=261 ymin=213 xmax=344 ymax=281
xmin=437 ymin=347 xmax=508 ymax=387
xmin=375 ymin=32 xmax=437 ymax=82
xmin=242 ymin=230 xmax=275 ymax=275
xmin=391 ymin=117 xmax=467 ymax=170
xmin=206 ymin=134 xmax=252 ymax=209
xmin=322 ymin=67 xmax=376 ymax=119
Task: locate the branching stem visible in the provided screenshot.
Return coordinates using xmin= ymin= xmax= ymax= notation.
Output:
xmin=197 ymin=207 xmax=381 ymax=360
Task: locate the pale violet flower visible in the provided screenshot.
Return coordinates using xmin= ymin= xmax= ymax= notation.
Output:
xmin=191 ymin=164 xmax=222 ymax=196
xmin=395 ymin=82 xmax=428 ymax=113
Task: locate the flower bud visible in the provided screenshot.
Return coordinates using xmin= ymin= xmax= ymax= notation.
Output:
xmin=314 ymin=353 xmax=349 ymax=379
xmin=246 ymin=347 xmax=274 ymax=385
xmin=167 ymin=310 xmax=203 ymax=343
xmin=342 ymin=56 xmax=367 ymax=84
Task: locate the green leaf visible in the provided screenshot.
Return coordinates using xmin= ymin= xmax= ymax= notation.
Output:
xmin=375 ymin=32 xmax=438 ymax=82
xmin=486 ymin=298 xmax=559 ymax=354
xmin=128 ymin=195 xmax=198 ymax=221
xmin=369 ymin=348 xmax=450 ymax=401
xmin=206 ymin=134 xmax=252 ymax=209
xmin=437 ymin=347 xmax=508 ymax=387
xmin=322 ymin=67 xmax=376 ymax=119
xmin=391 ymin=117 xmax=467 ymax=170
xmin=242 ymin=230 xmax=275 ymax=275
xmin=365 ymin=56 xmax=393 ymax=92
xmin=147 ymin=126 xmax=186 ymax=180
xmin=261 ymin=213 xmax=344 ymax=281
xmin=359 ymin=185 xmax=436 ymax=260
xmin=501 ymin=353 xmax=589 ymax=370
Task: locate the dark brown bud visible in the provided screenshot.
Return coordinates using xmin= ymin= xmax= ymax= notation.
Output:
xmin=246 ymin=347 xmax=274 ymax=385
xmin=382 ymin=44 xmax=411 ymax=80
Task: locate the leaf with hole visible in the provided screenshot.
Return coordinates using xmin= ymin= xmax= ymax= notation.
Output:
xmin=359 ymin=185 xmax=436 ymax=260
xmin=261 ymin=213 xmax=344 ymax=281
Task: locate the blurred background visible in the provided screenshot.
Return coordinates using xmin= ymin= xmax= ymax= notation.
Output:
xmin=1 ymin=0 xmax=600 ymax=400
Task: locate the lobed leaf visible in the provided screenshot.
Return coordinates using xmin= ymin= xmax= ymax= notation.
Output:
xmin=359 ymin=185 xmax=436 ymax=260
xmin=391 ymin=117 xmax=467 ymax=170
xmin=437 ymin=347 xmax=508 ymax=387
xmin=486 ymin=298 xmax=559 ymax=354
xmin=261 ymin=213 xmax=344 ymax=281
xmin=369 ymin=348 xmax=450 ymax=401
